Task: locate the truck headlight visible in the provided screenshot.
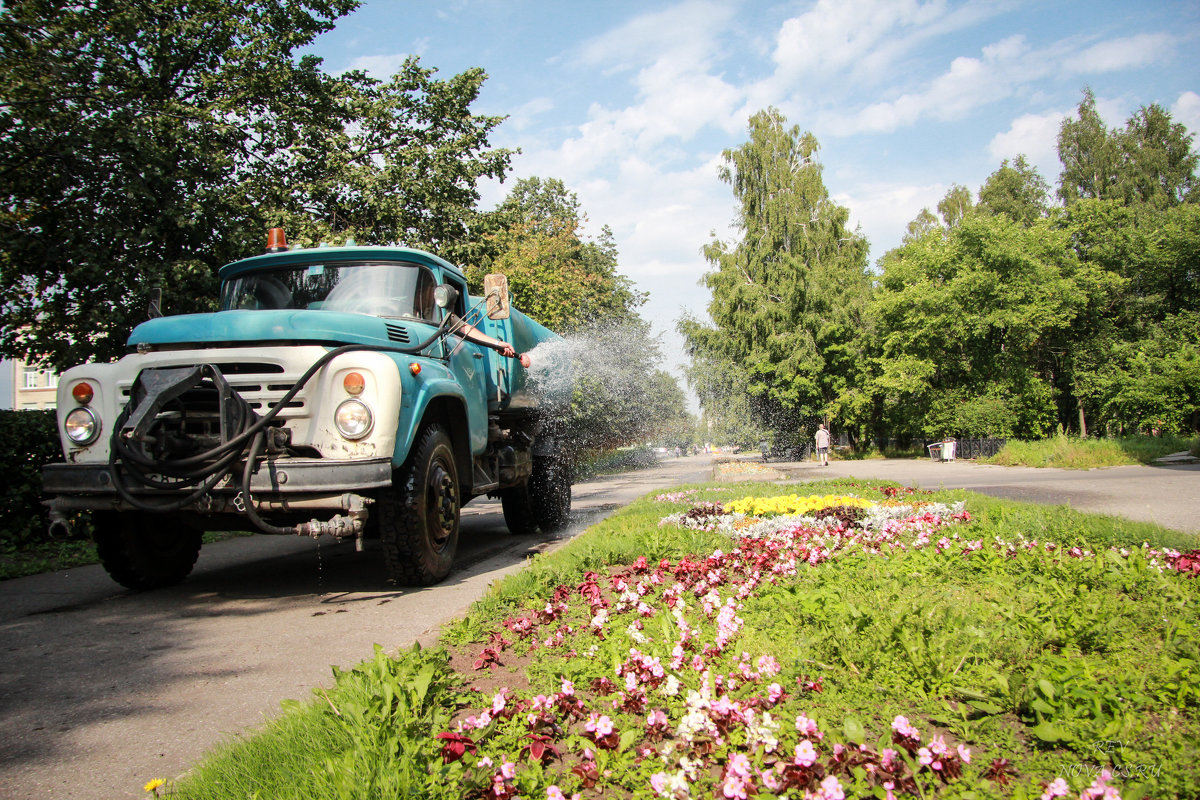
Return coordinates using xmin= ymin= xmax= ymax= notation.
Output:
xmin=64 ymin=407 xmax=100 ymax=445
xmin=334 ymin=399 xmax=373 ymax=440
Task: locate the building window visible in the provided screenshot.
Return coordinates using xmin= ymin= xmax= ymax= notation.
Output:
xmin=46 ymin=372 xmax=59 ymax=388
xmin=23 ymin=368 xmax=39 ymax=389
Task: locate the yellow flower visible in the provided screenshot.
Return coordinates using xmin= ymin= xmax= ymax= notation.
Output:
xmin=143 ymin=778 xmax=165 ymax=793
xmin=725 ymin=493 xmax=875 ymax=517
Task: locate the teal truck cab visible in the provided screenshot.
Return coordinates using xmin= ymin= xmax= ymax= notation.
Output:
xmin=42 ymin=230 xmax=571 ymax=588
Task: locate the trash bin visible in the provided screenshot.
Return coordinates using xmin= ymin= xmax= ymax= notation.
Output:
xmin=927 ymin=442 xmax=942 ymax=461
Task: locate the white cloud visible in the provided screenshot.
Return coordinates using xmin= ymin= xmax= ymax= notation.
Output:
xmin=1064 ymin=33 xmax=1176 ymax=73
xmin=506 ymin=97 xmax=555 ymax=132
xmin=988 ymin=109 xmax=1066 ymax=177
xmin=836 ymin=181 xmax=949 ymax=262
xmin=575 ymin=0 xmax=735 ymax=75
xmin=770 ymin=0 xmax=1007 ymax=83
xmin=343 ymin=53 xmax=408 ymax=79
xmin=1172 ymin=91 xmax=1200 ymax=136
xmin=823 ymin=34 xmax=1046 ymax=135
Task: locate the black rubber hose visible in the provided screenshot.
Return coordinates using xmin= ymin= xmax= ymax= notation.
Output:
xmin=108 ymin=314 xmax=458 ymax=517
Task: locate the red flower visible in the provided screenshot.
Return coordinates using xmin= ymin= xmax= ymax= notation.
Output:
xmin=522 ymin=734 xmax=561 ymax=765
xmin=473 ymin=647 xmax=502 ymax=670
xmin=435 ymin=732 xmax=477 ymax=763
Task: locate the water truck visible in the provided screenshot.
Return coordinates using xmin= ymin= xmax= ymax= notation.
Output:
xmin=42 ymin=230 xmax=571 ymax=589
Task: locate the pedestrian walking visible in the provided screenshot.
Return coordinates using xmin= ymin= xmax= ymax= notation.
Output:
xmin=814 ymin=423 xmax=830 ymax=467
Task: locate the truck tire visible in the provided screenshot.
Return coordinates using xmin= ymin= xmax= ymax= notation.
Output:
xmin=93 ymin=512 xmax=203 ymax=590
xmin=500 ymin=486 xmax=538 ymax=535
xmin=529 ymin=458 xmax=571 ymax=532
xmin=380 ymin=423 xmax=460 ymax=585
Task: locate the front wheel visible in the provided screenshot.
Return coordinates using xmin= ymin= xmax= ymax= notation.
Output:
xmin=93 ymin=512 xmax=203 ymax=590
xmin=379 ymin=424 xmax=461 ymax=585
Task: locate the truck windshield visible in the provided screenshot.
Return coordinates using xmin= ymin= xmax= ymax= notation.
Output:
xmin=219 ymin=262 xmax=439 ymax=321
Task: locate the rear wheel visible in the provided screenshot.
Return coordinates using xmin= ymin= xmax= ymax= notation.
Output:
xmin=93 ymin=512 xmax=203 ymax=590
xmin=380 ymin=424 xmax=460 ymax=585
xmin=500 ymin=456 xmax=571 ymax=535
xmin=530 ymin=457 xmax=571 ymax=532
xmin=500 ymin=484 xmax=538 ymax=535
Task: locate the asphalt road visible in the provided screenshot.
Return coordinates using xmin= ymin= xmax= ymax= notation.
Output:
xmin=763 ymin=454 xmax=1200 ymax=535
xmin=0 ymin=456 xmax=714 ymax=800
xmin=1 ymin=453 xmax=1196 ymax=799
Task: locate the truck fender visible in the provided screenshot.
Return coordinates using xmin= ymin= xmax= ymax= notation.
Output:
xmin=393 ymin=373 xmax=472 ymax=472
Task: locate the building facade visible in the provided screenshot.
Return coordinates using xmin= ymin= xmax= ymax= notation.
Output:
xmin=3 ymin=359 xmax=58 ymax=410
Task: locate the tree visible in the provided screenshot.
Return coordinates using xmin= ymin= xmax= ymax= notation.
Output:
xmin=1058 ymin=88 xmax=1197 ymax=208
xmin=466 ymin=177 xmax=645 ymax=332
xmin=267 ymin=58 xmax=512 ymax=255
xmin=977 ymin=155 xmax=1050 ymax=226
xmin=682 ymin=108 xmax=871 ymax=445
xmin=937 ymin=184 xmax=974 ymax=227
xmin=0 ymin=1 xmax=513 ymax=370
xmin=872 ymin=213 xmax=1115 ymax=438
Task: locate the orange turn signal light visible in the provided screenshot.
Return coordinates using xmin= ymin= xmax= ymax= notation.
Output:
xmin=409 ymin=363 xmax=422 ymax=376
xmin=71 ymin=382 xmax=94 ymax=404
xmin=343 ymin=371 xmax=365 ymax=395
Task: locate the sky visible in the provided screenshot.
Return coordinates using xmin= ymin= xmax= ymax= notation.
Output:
xmin=305 ymin=0 xmax=1200 ymax=395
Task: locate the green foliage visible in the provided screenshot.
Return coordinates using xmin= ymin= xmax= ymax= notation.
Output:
xmin=174 ymin=645 xmax=468 ymax=800
xmin=0 ymin=410 xmax=64 ymax=549
xmin=682 ymin=107 xmax=871 ymax=444
xmin=989 ymin=432 xmax=1197 ymax=469
xmin=0 ymin=0 xmax=512 ymax=371
xmin=465 ymin=177 xmax=646 ymax=333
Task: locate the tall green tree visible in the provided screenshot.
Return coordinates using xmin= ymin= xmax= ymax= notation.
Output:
xmin=1058 ymin=88 xmax=1197 ymax=208
xmin=681 ymin=108 xmax=871 ymax=444
xmin=977 ymin=155 xmax=1051 ymax=226
xmin=873 ymin=213 xmax=1115 ymax=438
xmin=0 ymin=0 xmax=513 ymax=370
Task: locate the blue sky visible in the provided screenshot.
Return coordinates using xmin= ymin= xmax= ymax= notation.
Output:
xmin=306 ymin=0 xmax=1200 ymax=385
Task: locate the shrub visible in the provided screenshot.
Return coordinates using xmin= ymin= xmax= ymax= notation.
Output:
xmin=0 ymin=410 xmax=63 ymax=550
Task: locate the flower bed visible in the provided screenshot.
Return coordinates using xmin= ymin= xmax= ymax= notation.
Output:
xmin=172 ymin=480 xmax=1200 ymax=800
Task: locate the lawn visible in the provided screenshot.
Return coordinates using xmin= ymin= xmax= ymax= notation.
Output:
xmin=168 ymin=478 xmax=1199 ymax=800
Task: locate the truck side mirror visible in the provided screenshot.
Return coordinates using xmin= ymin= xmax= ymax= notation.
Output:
xmin=433 ymin=284 xmax=458 ymax=310
xmin=483 ymin=274 xmax=510 ymax=320
xmin=148 ymin=287 xmax=163 ymax=319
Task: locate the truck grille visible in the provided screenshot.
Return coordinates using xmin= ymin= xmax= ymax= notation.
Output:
xmin=119 ymin=361 xmax=308 ymax=416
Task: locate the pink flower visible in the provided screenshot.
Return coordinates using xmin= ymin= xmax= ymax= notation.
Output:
xmin=957 ymin=744 xmax=972 ymax=763
xmin=500 ymin=761 xmax=517 ymax=780
xmin=721 ymin=775 xmax=749 ymax=800
xmin=651 ymin=772 xmax=669 ymax=795
xmin=816 ymin=775 xmax=845 ymax=800
xmin=792 ymin=714 xmax=820 ymax=738
xmin=794 ymin=739 xmax=818 ymax=767
xmin=727 ymin=753 xmax=752 ymax=779
xmin=585 ymin=713 xmax=614 ymax=737
xmin=756 ymin=655 xmax=781 ymax=676
xmin=560 ymin=679 xmax=575 ymax=696
xmin=891 ymin=714 xmax=920 ymax=740
xmin=1040 ymin=777 xmax=1070 ymax=800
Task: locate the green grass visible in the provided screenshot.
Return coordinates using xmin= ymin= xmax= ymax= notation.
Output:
xmin=170 ymin=479 xmax=1199 ymax=800
xmin=988 ymin=433 xmax=1197 ymax=469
